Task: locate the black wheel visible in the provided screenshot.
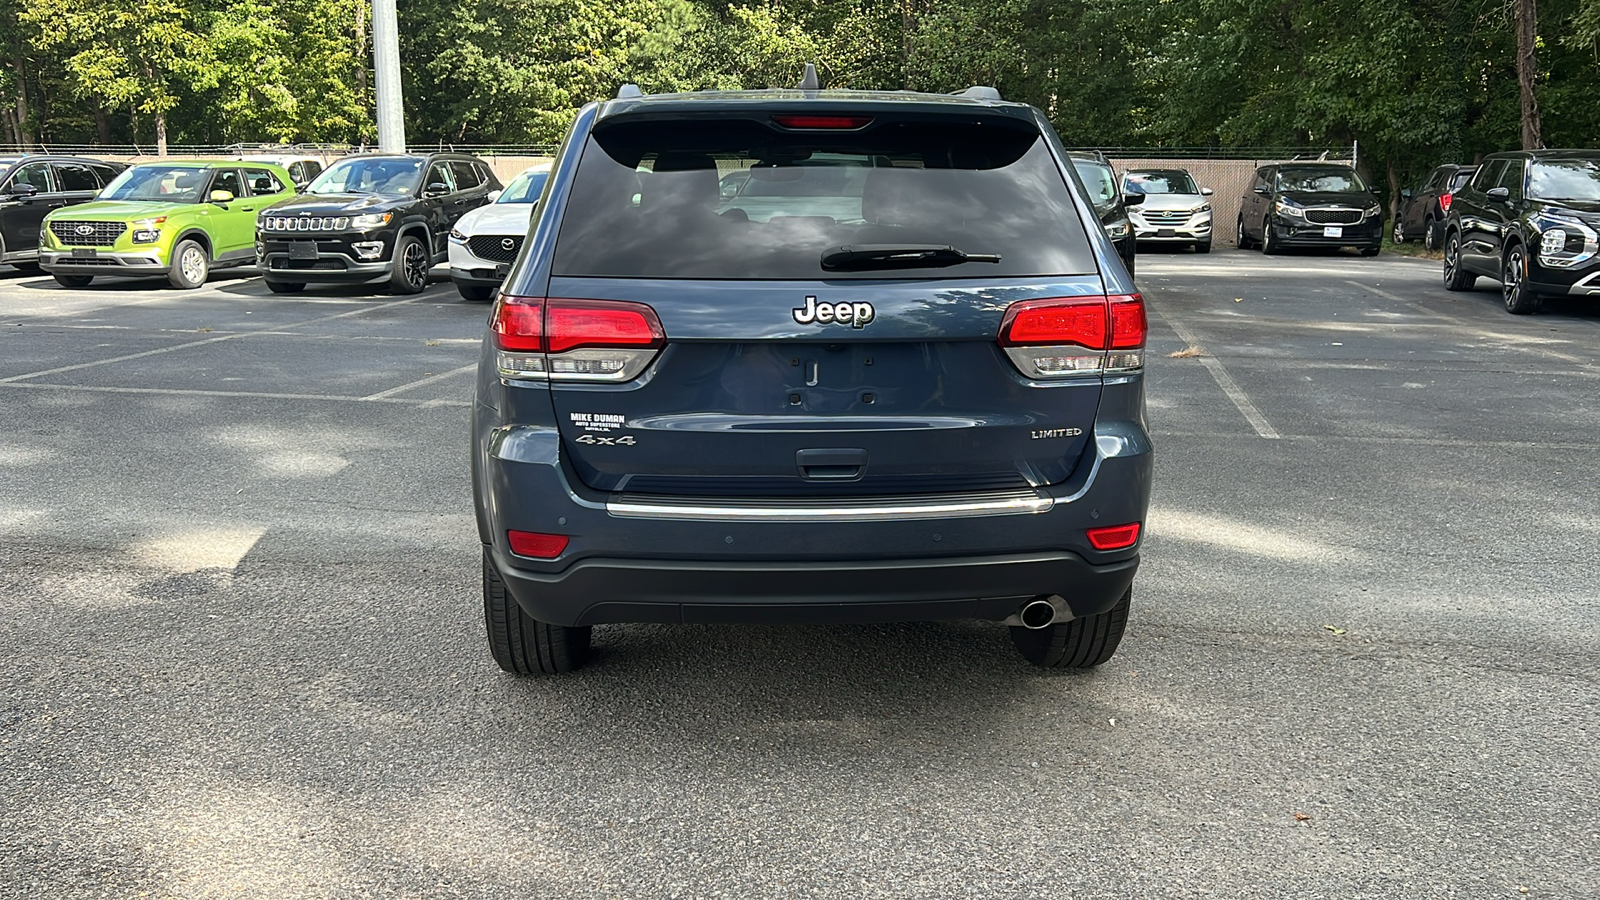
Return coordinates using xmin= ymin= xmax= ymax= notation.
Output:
xmin=1423 ymin=216 xmax=1441 ymax=251
xmin=456 ymin=282 xmax=495 ymax=303
xmin=52 ymin=273 xmax=93 ymax=288
xmin=1442 ymin=230 xmax=1476 ymax=291
xmin=266 ymin=280 xmax=305 ymax=294
xmin=1235 ymin=215 xmax=1255 ymax=250
xmin=483 ymin=548 xmax=591 ymax=675
xmin=1392 ymin=217 xmax=1406 ymax=244
xmin=1010 ymin=587 xmax=1131 ymax=669
xmin=1502 ymin=243 xmax=1541 ymax=315
xmin=1360 ymin=245 xmax=1380 ymax=257
xmin=389 ymin=234 xmax=430 ymax=294
xmin=12 ymin=261 xmax=41 ymax=272
xmin=1260 ymin=218 xmax=1280 ymax=255
xmin=167 ymin=238 xmax=209 ymax=289
xmin=1194 ymin=240 xmax=1211 ymax=254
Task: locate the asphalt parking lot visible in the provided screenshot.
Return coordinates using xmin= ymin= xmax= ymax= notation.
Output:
xmin=3 ymin=255 xmax=1597 ymax=898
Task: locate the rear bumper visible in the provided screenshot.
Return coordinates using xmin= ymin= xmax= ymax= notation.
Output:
xmin=493 ymin=550 xmax=1139 ymax=626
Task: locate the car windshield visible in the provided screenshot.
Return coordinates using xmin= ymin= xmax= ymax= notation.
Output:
xmin=1276 ymin=168 xmax=1366 ymax=193
xmin=305 ymin=157 xmax=422 ymax=195
xmin=553 ymin=117 xmax=1092 ymax=279
xmin=1070 ymin=159 xmax=1119 ymax=205
xmin=497 ymin=169 xmax=549 ymax=204
xmin=1528 ymin=159 xmax=1600 ymax=201
xmin=1125 ymin=170 xmax=1198 ymax=194
xmin=99 ymin=165 xmax=210 ymax=202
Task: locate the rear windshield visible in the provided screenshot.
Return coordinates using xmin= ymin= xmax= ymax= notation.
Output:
xmin=551 ymin=117 xmax=1094 ymax=279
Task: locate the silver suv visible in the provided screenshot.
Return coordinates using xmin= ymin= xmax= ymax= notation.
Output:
xmin=1124 ymin=168 xmax=1213 ymax=253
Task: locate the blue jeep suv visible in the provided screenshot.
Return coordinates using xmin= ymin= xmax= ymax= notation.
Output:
xmin=471 ymin=80 xmax=1153 ymax=674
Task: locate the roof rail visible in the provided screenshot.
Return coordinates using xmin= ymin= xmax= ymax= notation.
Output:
xmin=797 ymin=63 xmax=820 ymax=91
xmin=616 ymin=84 xmax=643 ymax=99
xmin=954 ymin=86 xmax=1002 ymax=101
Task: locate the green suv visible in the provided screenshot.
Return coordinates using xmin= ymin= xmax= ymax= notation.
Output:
xmin=39 ymin=160 xmax=296 ymax=289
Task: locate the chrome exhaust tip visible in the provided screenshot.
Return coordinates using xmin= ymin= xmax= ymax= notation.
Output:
xmin=1018 ymin=598 xmax=1060 ymax=630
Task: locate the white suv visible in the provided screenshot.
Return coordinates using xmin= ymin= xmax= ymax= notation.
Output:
xmin=1123 ymin=168 xmax=1214 ymax=253
xmin=447 ymin=164 xmax=550 ymax=302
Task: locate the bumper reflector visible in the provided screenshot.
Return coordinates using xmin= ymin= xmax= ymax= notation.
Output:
xmin=508 ymin=530 xmax=570 ymax=559
xmin=1086 ymin=522 xmax=1141 ymax=550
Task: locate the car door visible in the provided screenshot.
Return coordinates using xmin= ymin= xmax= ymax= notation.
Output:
xmin=1401 ymin=169 xmax=1440 ymax=236
xmin=1454 ymin=160 xmax=1505 ymax=275
xmin=446 ymin=160 xmax=491 ymax=243
xmin=204 ymin=168 xmax=257 ymax=258
xmin=0 ymin=160 xmax=58 ymax=255
xmin=1244 ymin=167 xmax=1271 ymax=238
xmin=420 ymin=160 xmax=457 ymax=257
xmin=1476 ymin=159 xmax=1526 ymax=272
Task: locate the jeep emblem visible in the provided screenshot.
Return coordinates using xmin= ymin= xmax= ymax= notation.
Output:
xmin=793 ymin=295 xmax=874 ymax=329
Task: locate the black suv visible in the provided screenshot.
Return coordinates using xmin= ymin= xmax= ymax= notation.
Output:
xmin=1067 ymin=151 xmax=1140 ymax=276
xmin=1394 ymin=163 xmax=1477 ymax=251
xmin=256 ymin=152 xmax=501 ymax=294
xmin=471 ymin=79 xmax=1153 ymax=675
xmin=1443 ymin=149 xmax=1600 ymax=314
xmin=0 ymin=155 xmax=126 ymax=270
xmin=1236 ymin=162 xmax=1383 ymax=255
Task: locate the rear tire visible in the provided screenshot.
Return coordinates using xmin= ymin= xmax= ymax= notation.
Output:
xmin=1235 ymin=216 xmax=1255 ymax=250
xmin=1010 ymin=587 xmax=1131 ymax=669
xmin=1502 ymin=243 xmax=1541 ymax=315
xmin=1423 ymin=216 xmax=1441 ymax=251
xmin=1443 ymin=230 xmax=1476 ymax=291
xmin=52 ymin=273 xmax=93 ymax=288
xmin=1360 ymin=245 xmax=1380 ymax=257
xmin=167 ymin=239 xmax=209 ymax=290
xmin=483 ymin=548 xmax=592 ymax=675
xmin=1392 ymin=218 xmax=1406 ymax=244
xmin=389 ymin=233 xmax=430 ymax=294
xmin=266 ymin=280 xmax=305 ymax=294
xmin=456 ymin=282 xmax=495 ymax=303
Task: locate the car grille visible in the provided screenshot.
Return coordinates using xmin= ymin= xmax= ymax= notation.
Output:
xmin=262 ymin=216 xmax=351 ymax=232
xmin=1140 ymin=209 xmax=1192 ymax=225
xmin=49 ymin=221 xmax=127 ymax=246
xmin=1304 ymin=208 xmax=1363 ymax=226
xmin=468 ymin=234 xmax=523 ymax=263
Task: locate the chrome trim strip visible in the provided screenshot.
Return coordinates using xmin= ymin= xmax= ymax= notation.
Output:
xmin=607 ymin=489 xmax=1054 ymax=522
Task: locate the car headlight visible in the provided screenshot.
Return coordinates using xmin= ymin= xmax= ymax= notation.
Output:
xmin=449 ymin=228 xmax=468 ymax=243
xmin=1195 ymin=204 xmax=1212 ymax=215
xmin=351 ymin=212 xmax=393 ymax=229
xmin=1533 ymin=212 xmax=1598 ymax=268
xmin=1364 ymin=204 xmax=1382 ymax=218
xmin=1274 ymin=199 xmax=1305 ymax=219
xmin=1105 ymin=220 xmax=1131 ymax=238
xmin=131 ymin=216 xmax=166 ymax=243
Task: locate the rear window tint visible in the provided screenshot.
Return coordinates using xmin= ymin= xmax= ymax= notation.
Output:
xmin=551 ymin=117 xmax=1094 ymax=279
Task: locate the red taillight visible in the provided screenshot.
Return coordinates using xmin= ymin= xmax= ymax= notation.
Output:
xmin=1109 ymin=294 xmax=1147 ymax=350
xmin=508 ymin=530 xmax=569 ymax=558
xmin=545 ymin=299 xmax=664 ymax=353
xmin=998 ymin=294 xmax=1145 ymax=351
xmin=1086 ymin=522 xmax=1141 ymax=550
xmin=492 ymin=296 xmax=544 ymax=351
xmin=771 ymin=114 xmax=873 ymax=130
xmin=1439 ymin=192 xmax=1454 ymax=213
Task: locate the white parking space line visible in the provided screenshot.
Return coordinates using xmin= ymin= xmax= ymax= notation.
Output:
xmin=1149 ymin=304 xmax=1281 ymax=439
xmin=0 ymin=381 xmax=469 ymax=407
xmin=0 ymin=297 xmax=424 ymax=384
xmin=1346 ymin=281 xmax=1591 ymax=365
xmin=360 ymin=364 xmax=477 ymax=401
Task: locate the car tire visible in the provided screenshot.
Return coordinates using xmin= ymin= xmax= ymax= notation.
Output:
xmin=1423 ymin=216 xmax=1441 ymax=251
xmin=266 ymin=280 xmax=305 ymax=294
xmin=389 ymin=233 xmax=430 ymax=294
xmin=1195 ymin=239 xmax=1211 ymax=254
xmin=167 ymin=239 xmax=209 ymax=290
xmin=1502 ymin=243 xmax=1541 ymax=315
xmin=12 ymin=261 xmax=41 ymax=272
xmin=1392 ymin=218 xmax=1406 ymax=244
xmin=482 ymin=548 xmax=592 ymax=675
xmin=1235 ymin=216 xmax=1254 ymax=250
xmin=1442 ymin=230 xmax=1476 ymax=291
xmin=1360 ymin=245 xmax=1380 ymax=257
xmin=456 ymin=282 xmax=495 ymax=303
xmin=52 ymin=273 xmax=93 ymax=288
xmin=1260 ymin=218 xmax=1280 ymax=255
xmin=1010 ymin=587 xmax=1131 ymax=669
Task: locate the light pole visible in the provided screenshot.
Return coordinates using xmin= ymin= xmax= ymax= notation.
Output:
xmin=372 ymin=0 xmax=405 ymax=151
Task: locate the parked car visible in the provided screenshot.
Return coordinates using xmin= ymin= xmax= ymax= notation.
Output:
xmin=38 ymin=160 xmax=295 ymax=289
xmin=1394 ymin=163 xmax=1477 ymax=250
xmin=226 ymin=142 xmax=342 ymax=187
xmin=0 ymin=155 xmax=127 ymax=271
xmin=256 ymin=152 xmax=501 ymax=294
xmin=1443 ymin=149 xmax=1600 ymax=314
xmin=1067 ymin=151 xmax=1140 ymax=275
xmin=471 ymin=81 xmax=1152 ymax=675
xmin=1236 ymin=162 xmax=1383 ymax=255
xmin=1123 ymin=167 xmax=1213 ymax=253
xmin=448 ymin=163 xmax=550 ymax=301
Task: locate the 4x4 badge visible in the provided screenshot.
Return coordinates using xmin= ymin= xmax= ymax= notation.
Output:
xmin=793 ymin=295 xmax=875 ymax=329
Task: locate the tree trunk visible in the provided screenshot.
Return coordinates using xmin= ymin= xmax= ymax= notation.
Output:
xmin=95 ymin=106 xmax=111 ymax=144
xmin=13 ymin=54 xmax=33 ymax=149
xmin=1515 ymin=0 xmax=1542 ymax=149
xmin=156 ymin=110 xmax=168 ymax=156
xmin=1387 ymin=157 xmax=1401 ymax=231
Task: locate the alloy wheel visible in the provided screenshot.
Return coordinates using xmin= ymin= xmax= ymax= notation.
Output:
xmin=1392 ymin=219 xmax=1405 ymax=243
xmin=1423 ymin=218 xmax=1438 ymax=251
xmin=1503 ymin=246 xmax=1524 ymax=310
xmin=403 ymin=242 xmax=428 ymax=288
xmin=180 ymin=246 xmax=207 ymax=284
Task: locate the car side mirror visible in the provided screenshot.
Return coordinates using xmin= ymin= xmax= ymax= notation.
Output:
xmin=1253 ymin=186 xmax=1270 ymax=195
xmin=486 ymin=189 xmax=502 ymax=202
xmin=1200 ymin=187 xmax=1214 ymax=196
xmin=1486 ymin=186 xmax=1511 ymax=201
xmin=1401 ymin=188 xmax=1412 ymax=198
xmin=1122 ymin=191 xmax=1145 ymax=207
xmin=425 ymin=182 xmax=451 ymax=197
xmin=209 ymin=190 xmax=234 ymax=204
xmin=8 ymin=183 xmax=38 ymax=199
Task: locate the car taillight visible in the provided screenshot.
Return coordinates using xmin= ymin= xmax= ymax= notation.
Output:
xmin=998 ymin=294 xmax=1145 ymax=378
xmin=1086 ymin=522 xmax=1141 ymax=550
xmin=493 ymin=295 xmax=665 ymax=382
xmin=1439 ymin=192 xmax=1454 ymax=213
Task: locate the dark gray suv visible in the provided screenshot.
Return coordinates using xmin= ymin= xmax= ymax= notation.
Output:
xmin=471 ymin=80 xmax=1153 ymax=674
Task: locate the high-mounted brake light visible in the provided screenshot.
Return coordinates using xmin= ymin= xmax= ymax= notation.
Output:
xmin=771 ymin=115 xmax=873 ymax=130
xmin=494 ymin=295 xmax=665 ymax=382
xmin=997 ymin=294 xmax=1145 ymax=378
xmin=1086 ymin=522 xmax=1141 ymax=551
xmin=508 ymin=530 xmax=569 ymax=559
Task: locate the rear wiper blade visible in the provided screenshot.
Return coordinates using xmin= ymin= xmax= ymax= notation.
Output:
xmin=820 ymin=244 xmax=1001 ymax=271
